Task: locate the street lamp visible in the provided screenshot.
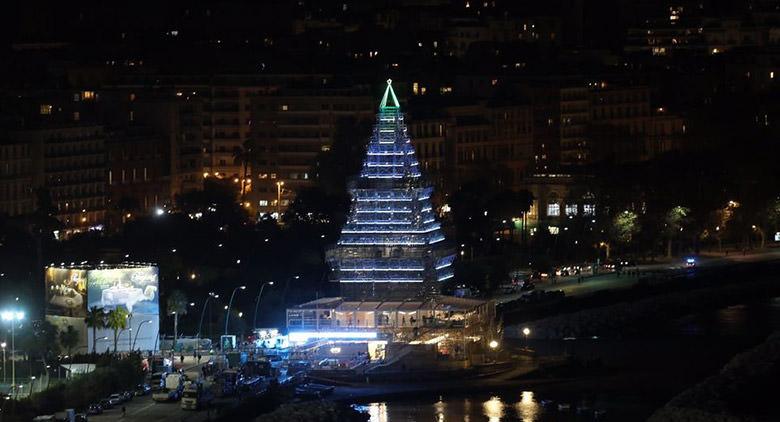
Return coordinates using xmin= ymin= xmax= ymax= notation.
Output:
xmin=252 ymin=282 xmax=274 ymax=330
xmin=276 ymin=181 xmax=285 ymax=216
xmin=224 ymin=286 xmax=246 ymax=335
xmin=522 ymin=327 xmax=531 ymax=349
xmin=1 ymin=342 xmax=5 ymax=385
xmin=1 ymin=310 xmax=24 ymax=390
xmin=196 ymin=292 xmax=217 ymax=342
xmin=132 ymin=320 xmax=153 ymax=351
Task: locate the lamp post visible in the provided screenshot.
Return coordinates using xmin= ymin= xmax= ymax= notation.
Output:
xmin=2 ymin=311 xmax=24 ymax=391
xmin=224 ymin=286 xmax=246 ymax=335
xmin=132 ymin=320 xmax=153 ymax=351
xmin=197 ymin=292 xmax=217 ymax=343
xmin=252 ymin=282 xmax=274 ymax=330
xmin=522 ymin=327 xmax=531 ymax=350
xmin=488 ymin=339 xmax=499 ymax=362
xmin=127 ymin=313 xmax=133 ymax=351
xmin=1 ymin=341 xmax=6 ymax=385
xmin=276 ymin=181 xmax=284 ymax=216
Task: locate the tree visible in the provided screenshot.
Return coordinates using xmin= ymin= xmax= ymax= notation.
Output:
xmin=85 ymin=306 xmax=106 ymax=354
xmin=106 ymin=307 xmax=129 ymax=353
xmin=611 ymin=210 xmax=640 ymax=245
xmin=59 ymin=325 xmax=80 ymax=372
xmin=664 ymin=206 xmax=691 ymax=258
xmin=21 ymin=320 xmax=61 ymax=380
xmin=166 ymin=290 xmax=189 ymax=350
xmin=232 ymin=144 xmax=253 ymax=202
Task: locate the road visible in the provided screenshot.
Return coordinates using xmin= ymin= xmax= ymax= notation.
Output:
xmin=89 ymin=356 xmax=226 ymax=422
xmin=495 ymin=248 xmax=780 ymax=304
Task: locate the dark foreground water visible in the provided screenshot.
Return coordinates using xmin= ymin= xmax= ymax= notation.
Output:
xmin=354 ymin=297 xmax=780 ymax=421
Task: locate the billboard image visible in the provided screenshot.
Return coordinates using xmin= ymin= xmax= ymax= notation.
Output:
xmin=87 ymin=267 xmax=159 ymax=314
xmin=46 ymin=267 xmax=88 ymax=317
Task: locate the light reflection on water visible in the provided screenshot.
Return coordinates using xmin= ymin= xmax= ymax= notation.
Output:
xmin=357 ymin=391 xmax=544 ymax=422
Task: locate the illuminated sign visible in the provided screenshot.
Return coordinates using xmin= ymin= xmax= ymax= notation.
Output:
xmin=87 ymin=267 xmax=159 ymax=314
xmin=45 ymin=268 xmax=87 ymax=317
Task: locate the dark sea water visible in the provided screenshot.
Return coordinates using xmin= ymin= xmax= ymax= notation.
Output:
xmin=354 ymin=297 xmax=780 ymax=421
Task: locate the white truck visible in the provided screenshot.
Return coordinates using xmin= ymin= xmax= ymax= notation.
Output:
xmin=152 ymin=373 xmax=184 ymax=402
xmin=181 ymin=381 xmax=213 ymax=410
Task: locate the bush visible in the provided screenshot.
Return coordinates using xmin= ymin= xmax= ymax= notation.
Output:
xmin=4 ymin=354 xmax=145 ymax=420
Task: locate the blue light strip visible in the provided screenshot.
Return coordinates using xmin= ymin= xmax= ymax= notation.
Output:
xmin=340 ymin=279 xmax=424 ymax=283
xmin=340 ymin=268 xmax=424 ymax=271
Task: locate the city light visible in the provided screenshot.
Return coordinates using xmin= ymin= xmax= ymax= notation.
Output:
xmin=288 ymin=331 xmax=378 ymax=343
xmin=489 ymin=340 xmax=499 ymax=349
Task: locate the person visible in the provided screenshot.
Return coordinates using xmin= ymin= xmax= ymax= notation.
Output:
xmin=197 ymin=353 xmax=202 ymax=364
xmin=180 ymin=354 xmax=185 ymax=364
xmin=121 ymin=405 xmax=126 ymax=417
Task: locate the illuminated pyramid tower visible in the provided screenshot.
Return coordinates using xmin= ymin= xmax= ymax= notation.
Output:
xmin=327 ymin=80 xmax=455 ymax=300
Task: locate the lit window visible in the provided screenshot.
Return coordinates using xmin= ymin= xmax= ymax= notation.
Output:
xmin=565 ymin=204 xmax=577 ymax=216
xmin=40 ymin=104 xmax=53 ymax=115
xmin=412 ymin=82 xmax=419 ymax=95
xmin=583 ymin=204 xmax=596 ymax=216
xmin=547 ymin=203 xmax=560 ymax=217
xmin=270 ymin=173 xmax=276 ymax=179
xmin=548 ymin=226 xmax=560 ymax=235
xmin=281 ymin=104 xmax=288 ymax=111
xmin=259 ymin=200 xmax=268 ymax=207
xmin=258 ymin=173 xmax=268 ymax=179
xmin=281 ymin=200 xmax=289 ymax=206
xmin=82 ymin=91 xmax=95 ymax=100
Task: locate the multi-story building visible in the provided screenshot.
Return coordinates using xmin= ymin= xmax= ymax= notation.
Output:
xmin=105 ymin=127 xmax=168 ymax=218
xmin=449 ymin=102 xmax=534 ymax=189
xmin=589 ymin=82 xmax=686 ymax=163
xmin=249 ymin=82 xmax=374 ymax=215
xmin=0 ymin=140 xmax=35 ymax=216
xmin=9 ymin=125 xmax=107 ymax=235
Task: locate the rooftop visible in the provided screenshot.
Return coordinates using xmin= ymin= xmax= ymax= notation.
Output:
xmin=291 ymin=295 xmax=490 ymax=312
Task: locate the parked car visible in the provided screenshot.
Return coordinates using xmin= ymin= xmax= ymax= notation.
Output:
xmin=107 ymin=393 xmax=124 ymax=406
xmin=135 ymin=384 xmax=152 ymax=396
xmin=86 ymin=403 xmax=103 ymax=415
xmin=98 ymin=398 xmax=114 ymax=409
xmin=122 ymin=390 xmax=134 ymax=401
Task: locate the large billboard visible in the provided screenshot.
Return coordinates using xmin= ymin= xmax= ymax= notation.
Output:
xmin=87 ymin=267 xmax=159 ymax=314
xmin=45 ymin=267 xmax=87 ymax=317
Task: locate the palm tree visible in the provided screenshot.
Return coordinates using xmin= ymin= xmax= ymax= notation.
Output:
xmin=232 ymin=144 xmax=253 ymax=202
xmin=106 ymin=306 xmax=130 ymax=353
xmin=167 ymin=290 xmax=189 ymax=350
xmin=59 ymin=325 xmax=80 ymax=373
xmin=85 ymin=306 xmax=106 ymax=353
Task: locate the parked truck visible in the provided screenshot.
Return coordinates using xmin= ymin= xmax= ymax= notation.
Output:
xmin=152 ymin=373 xmax=184 ymax=402
xmin=181 ymin=381 xmax=214 ymax=410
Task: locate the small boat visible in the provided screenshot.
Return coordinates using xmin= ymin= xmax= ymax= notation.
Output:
xmin=540 ymin=399 xmax=555 ymax=407
xmin=557 ymin=403 xmax=571 ymax=411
